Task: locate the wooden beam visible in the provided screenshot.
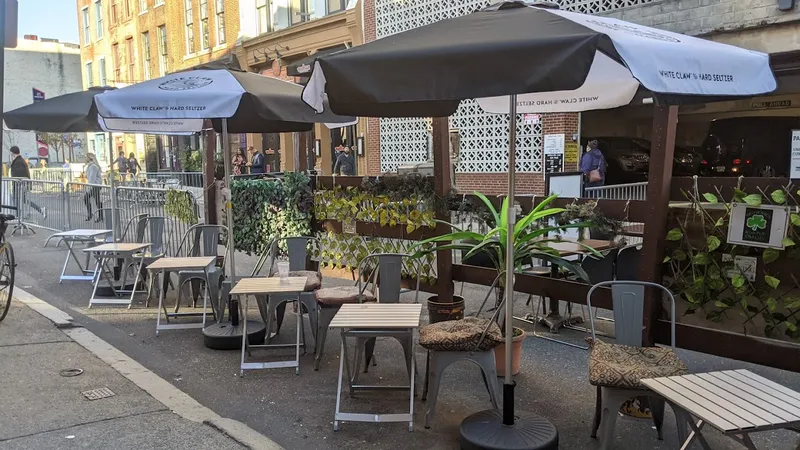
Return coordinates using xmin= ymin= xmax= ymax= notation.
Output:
xmin=640 ymin=105 xmax=678 ymax=345
xmin=432 ymin=117 xmax=454 ymax=302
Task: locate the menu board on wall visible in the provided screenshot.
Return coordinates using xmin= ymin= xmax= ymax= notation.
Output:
xmin=543 ymin=134 xmax=565 ymax=174
xmin=791 ymin=130 xmax=800 ymax=180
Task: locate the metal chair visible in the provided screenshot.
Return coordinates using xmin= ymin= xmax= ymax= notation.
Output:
xmin=586 ymin=281 xmax=687 ymax=450
xmin=121 ymin=213 xmax=149 ymax=242
xmin=172 ymin=224 xmax=228 ymax=316
xmin=251 ymin=236 xmax=321 ymax=345
xmin=132 ymin=216 xmax=170 ymax=306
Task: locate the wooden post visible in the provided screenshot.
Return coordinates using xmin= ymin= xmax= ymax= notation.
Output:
xmin=297 ymin=131 xmax=309 ymax=173
xmin=639 ymin=105 xmax=678 ymax=345
xmin=432 ymin=117 xmax=454 ymax=303
xmin=203 ymin=120 xmax=218 ymax=225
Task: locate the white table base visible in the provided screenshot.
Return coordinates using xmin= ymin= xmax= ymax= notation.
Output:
xmin=88 ymin=252 xmax=146 ymax=308
xmin=154 ymin=268 xmax=211 ymax=335
xmin=239 ymin=293 xmax=304 ymax=376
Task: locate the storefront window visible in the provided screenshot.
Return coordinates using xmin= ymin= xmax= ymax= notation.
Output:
xmin=327 ymin=0 xmax=345 ymax=14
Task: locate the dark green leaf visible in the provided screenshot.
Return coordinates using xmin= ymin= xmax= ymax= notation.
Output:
xmin=770 ymin=190 xmax=786 ymax=204
xmin=742 ymin=194 xmax=762 ymax=206
xmin=672 ymin=249 xmax=687 ymax=261
xmin=731 ymin=275 xmax=745 ymax=288
xmin=707 ymin=236 xmax=721 ymax=252
xmin=791 ymin=213 xmax=800 ymax=227
xmin=762 ymin=248 xmax=780 ymax=264
xmin=666 ymin=228 xmax=683 ymax=241
xmin=693 ymin=253 xmax=709 ymax=265
xmin=714 ymin=300 xmax=729 ymax=309
xmin=764 ymin=275 xmax=781 ymax=289
xmin=766 ymin=297 xmax=778 ymax=311
xmin=702 ymin=193 xmax=718 ymax=203
xmin=782 ymin=237 xmax=795 ymax=248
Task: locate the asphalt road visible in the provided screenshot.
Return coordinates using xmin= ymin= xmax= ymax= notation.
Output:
xmin=9 ymin=232 xmax=800 ymax=450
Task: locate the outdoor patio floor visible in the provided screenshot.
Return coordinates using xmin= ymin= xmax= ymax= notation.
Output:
xmin=11 ymin=232 xmax=800 ymax=450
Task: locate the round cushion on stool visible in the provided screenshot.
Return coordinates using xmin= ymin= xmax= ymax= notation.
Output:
xmin=315 ymin=286 xmax=376 ymax=306
xmin=419 ymin=317 xmax=503 ymax=352
xmin=460 ymin=409 xmax=558 ymax=450
xmin=270 ymin=270 xmax=321 ymax=291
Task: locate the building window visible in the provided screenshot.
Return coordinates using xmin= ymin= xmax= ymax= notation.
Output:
xmin=200 ymin=0 xmax=209 ymax=50
xmin=142 ymin=31 xmax=151 ymax=80
xmin=215 ymin=0 xmax=225 ymax=45
xmin=157 ymin=25 xmax=167 ymax=76
xmin=290 ymin=0 xmax=310 ymax=25
xmin=95 ymin=0 xmax=103 ymax=39
xmin=98 ymin=57 xmax=107 ymax=86
xmin=327 ymin=0 xmax=345 ymax=14
xmin=110 ymin=1 xmax=118 ymax=25
xmin=112 ymin=42 xmax=120 ymax=82
xmin=155 ymin=0 xmax=163 ymax=5
xmin=85 ymin=62 xmax=94 ymax=87
xmin=125 ymin=0 xmax=133 ymax=17
xmin=140 ymin=0 xmax=147 ymax=12
xmin=126 ymin=38 xmax=136 ymax=82
xmin=185 ymin=0 xmax=195 ymax=54
xmin=256 ymin=0 xmax=269 ymax=34
xmin=82 ymin=8 xmax=90 ymax=45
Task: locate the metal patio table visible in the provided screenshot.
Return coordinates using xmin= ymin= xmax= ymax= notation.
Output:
xmin=330 ymin=303 xmax=422 ymax=432
xmin=231 ymin=276 xmax=308 ymax=376
xmin=147 ymin=256 xmax=217 ymax=336
xmin=84 ymin=242 xmax=150 ymax=308
xmin=52 ymin=229 xmax=112 ymax=283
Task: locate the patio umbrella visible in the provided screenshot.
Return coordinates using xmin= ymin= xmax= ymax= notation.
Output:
xmin=94 ymin=68 xmax=356 ymax=282
xmin=300 ymin=1 xmax=776 ymax=447
xmin=94 ymin=68 xmax=355 ymax=134
xmin=4 ymin=86 xmax=115 ymax=132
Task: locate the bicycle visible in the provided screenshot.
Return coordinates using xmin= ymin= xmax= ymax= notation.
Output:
xmin=0 ymin=212 xmax=16 ymax=322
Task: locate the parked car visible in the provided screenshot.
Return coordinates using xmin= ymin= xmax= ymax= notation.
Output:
xmin=698 ymin=116 xmax=799 ymax=177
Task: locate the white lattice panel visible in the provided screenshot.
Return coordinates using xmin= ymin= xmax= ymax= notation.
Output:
xmin=375 ymin=0 xmax=656 ymax=174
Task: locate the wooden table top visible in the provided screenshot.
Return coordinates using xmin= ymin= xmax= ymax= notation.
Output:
xmin=547 ymin=239 xmax=614 ymax=257
xmin=147 ymin=256 xmax=216 ymax=271
xmin=230 ymin=276 xmax=307 ymax=295
xmin=330 ymin=303 xmax=423 ymax=329
xmin=641 ymin=369 xmax=800 ymax=433
xmin=53 ymin=229 xmax=112 ymax=238
xmin=83 ymin=243 xmax=150 ymax=253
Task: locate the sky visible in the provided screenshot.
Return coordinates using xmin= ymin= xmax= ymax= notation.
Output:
xmin=17 ymin=0 xmax=79 ymax=43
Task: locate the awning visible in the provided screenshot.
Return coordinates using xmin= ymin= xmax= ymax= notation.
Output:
xmin=286 ymin=45 xmax=347 ymax=77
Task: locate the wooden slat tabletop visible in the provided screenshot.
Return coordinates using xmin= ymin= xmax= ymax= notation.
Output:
xmin=642 ymin=369 xmax=800 ymax=434
xmin=548 ymin=239 xmax=614 ymax=257
xmin=230 ymin=276 xmax=307 ymax=295
xmin=53 ymin=229 xmax=111 ymax=238
xmin=147 ymin=256 xmax=216 ymax=271
xmin=83 ymin=242 xmax=150 ymax=253
xmin=330 ymin=303 xmax=422 ymax=329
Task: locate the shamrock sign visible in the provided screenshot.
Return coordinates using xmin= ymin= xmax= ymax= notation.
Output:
xmin=741 ymin=208 xmax=773 ymax=244
xmin=746 ymin=214 xmax=767 ymax=231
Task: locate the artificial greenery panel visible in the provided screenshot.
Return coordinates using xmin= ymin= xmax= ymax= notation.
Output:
xmin=664 ymin=187 xmax=800 ymax=340
xmin=230 ymin=172 xmax=313 ymax=255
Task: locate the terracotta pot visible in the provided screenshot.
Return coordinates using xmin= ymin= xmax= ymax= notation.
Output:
xmin=494 ymin=327 xmax=526 ymax=377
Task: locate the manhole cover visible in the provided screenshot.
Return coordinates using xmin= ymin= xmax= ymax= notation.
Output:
xmin=81 ymin=388 xmax=116 ymax=401
xmin=60 ymin=368 xmax=84 ymax=377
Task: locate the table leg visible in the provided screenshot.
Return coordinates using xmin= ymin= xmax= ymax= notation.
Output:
xmin=127 ymin=256 xmax=144 ymax=309
xmin=59 ymin=240 xmax=73 ymax=283
xmin=408 ymin=328 xmax=415 ymax=432
xmin=156 ymin=268 xmax=167 ymax=335
xmin=737 ymin=434 xmax=758 ymax=450
xmin=334 ymin=338 xmax=346 ymax=432
xmin=295 ymin=294 xmax=301 ymax=375
xmin=88 ymin=256 xmax=102 ymax=308
xmin=239 ymin=294 xmax=248 ymax=377
xmin=341 ymin=331 xmax=355 ymax=397
xmin=202 ymin=267 xmax=209 ymax=327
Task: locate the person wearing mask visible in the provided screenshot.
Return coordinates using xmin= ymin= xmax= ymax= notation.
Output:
xmin=83 ymin=153 xmax=104 ymax=221
xmin=128 ymin=152 xmax=142 ymax=179
xmin=9 ymin=146 xmax=46 ymax=219
xmin=580 ymin=140 xmax=606 ymax=188
xmin=232 ymin=148 xmax=247 ymax=175
xmin=333 ymin=145 xmax=356 ymax=176
xmin=247 ymin=146 xmax=265 ymax=175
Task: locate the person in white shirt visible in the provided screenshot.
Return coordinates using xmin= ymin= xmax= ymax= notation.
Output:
xmin=83 ymin=153 xmax=104 ymax=221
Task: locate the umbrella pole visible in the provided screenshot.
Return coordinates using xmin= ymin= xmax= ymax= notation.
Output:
xmin=221 ymin=119 xmax=236 ymax=281
xmin=108 ymin=133 xmax=119 ymax=241
xmin=503 ymin=94 xmax=517 ymax=426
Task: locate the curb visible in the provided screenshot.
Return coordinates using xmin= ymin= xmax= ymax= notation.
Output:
xmin=13 ymin=288 xmax=283 ymax=450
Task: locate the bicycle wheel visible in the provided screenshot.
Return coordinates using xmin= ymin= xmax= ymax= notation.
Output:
xmin=0 ymin=243 xmax=15 ymax=322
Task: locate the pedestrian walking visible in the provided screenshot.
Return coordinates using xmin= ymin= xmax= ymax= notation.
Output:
xmin=9 ymin=146 xmax=47 ymax=219
xmin=111 ymin=150 xmax=129 ymax=182
xmin=580 ymin=140 xmax=606 ymax=188
xmin=83 ymin=153 xmax=104 ymax=221
xmin=128 ymin=152 xmax=142 ymax=179
xmin=333 ymin=145 xmax=355 ymax=176
xmin=232 ymin=148 xmax=246 ymax=175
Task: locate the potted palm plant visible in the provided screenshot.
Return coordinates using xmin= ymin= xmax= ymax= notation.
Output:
xmin=414 ymin=192 xmax=595 ymax=375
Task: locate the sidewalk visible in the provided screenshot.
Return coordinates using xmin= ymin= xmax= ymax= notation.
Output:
xmin=0 ymin=300 xmax=263 ymax=450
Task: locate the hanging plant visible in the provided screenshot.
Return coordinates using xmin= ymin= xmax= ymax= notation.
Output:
xmin=165 ymin=189 xmax=198 ymax=225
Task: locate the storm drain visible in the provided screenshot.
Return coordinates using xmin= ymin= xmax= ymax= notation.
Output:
xmin=81 ymin=388 xmax=116 ymax=401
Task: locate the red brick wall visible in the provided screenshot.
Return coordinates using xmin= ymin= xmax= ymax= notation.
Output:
xmin=542 ymin=112 xmax=581 ymax=172
xmin=454 ymin=173 xmax=545 ymax=196
xmin=363 ymin=0 xmax=380 ymax=176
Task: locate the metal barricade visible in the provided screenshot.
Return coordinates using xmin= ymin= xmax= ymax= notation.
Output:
xmin=67 ymin=182 xmax=113 ymax=230
xmin=584 ymin=181 xmax=648 ymax=201
xmin=14 ymin=179 xmax=69 ymax=231
xmin=30 ymin=168 xmax=79 ymax=184
xmin=115 ymin=185 xmax=201 ymax=255
xmin=143 ymin=171 xmax=204 ymax=189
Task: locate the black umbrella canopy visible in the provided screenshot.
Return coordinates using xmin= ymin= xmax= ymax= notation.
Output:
xmin=94 ymin=68 xmax=355 ymax=134
xmin=303 ymin=0 xmax=776 ymax=117
xmin=4 ymin=86 xmax=115 ymax=132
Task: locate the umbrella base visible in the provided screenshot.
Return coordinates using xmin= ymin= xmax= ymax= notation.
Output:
xmin=202 ymin=321 xmax=266 ymax=350
xmin=459 ymin=409 xmax=558 ymax=450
